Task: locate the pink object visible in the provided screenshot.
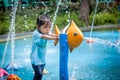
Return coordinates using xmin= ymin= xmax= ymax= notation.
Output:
xmin=0 ymin=68 xmax=9 ymax=77
xmin=86 ymin=39 xmax=94 ymax=43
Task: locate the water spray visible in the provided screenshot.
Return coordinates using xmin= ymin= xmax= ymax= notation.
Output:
xmin=50 ymin=0 xmax=61 ymax=33
xmin=1 ymin=0 xmax=19 ymax=74
xmin=42 ymin=2 xmax=48 ymax=15
xmin=87 ymin=0 xmax=99 ymax=43
xmin=84 ymin=37 xmax=120 ymax=50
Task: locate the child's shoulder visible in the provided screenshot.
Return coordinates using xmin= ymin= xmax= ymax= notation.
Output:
xmin=33 ymin=30 xmax=42 ymax=37
xmin=33 ymin=30 xmax=38 ymax=34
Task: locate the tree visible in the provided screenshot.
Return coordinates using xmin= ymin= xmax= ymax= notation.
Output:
xmin=79 ymin=0 xmax=89 ymax=27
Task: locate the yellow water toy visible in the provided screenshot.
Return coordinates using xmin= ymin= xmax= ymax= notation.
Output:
xmin=54 ymin=25 xmax=61 ymax=46
xmin=65 ymin=20 xmax=84 ymax=52
xmin=54 ymin=20 xmax=84 ymax=52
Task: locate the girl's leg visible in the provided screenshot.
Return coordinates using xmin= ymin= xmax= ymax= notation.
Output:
xmin=32 ymin=64 xmax=45 ymax=80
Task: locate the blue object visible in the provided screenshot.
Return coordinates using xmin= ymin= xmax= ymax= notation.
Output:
xmin=59 ymin=34 xmax=69 ymax=80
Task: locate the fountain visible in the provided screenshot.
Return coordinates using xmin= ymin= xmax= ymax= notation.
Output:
xmin=86 ymin=0 xmax=99 ymax=43
xmin=0 ymin=0 xmax=21 ymax=79
xmin=0 ymin=0 xmax=120 ymax=80
xmin=42 ymin=2 xmax=48 ymax=15
xmin=117 ymin=30 xmax=120 ymax=46
xmin=50 ymin=0 xmax=61 ymax=33
xmin=4 ymin=0 xmax=20 ymax=72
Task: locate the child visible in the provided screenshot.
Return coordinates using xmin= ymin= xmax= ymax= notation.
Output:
xmin=30 ymin=15 xmax=58 ymax=80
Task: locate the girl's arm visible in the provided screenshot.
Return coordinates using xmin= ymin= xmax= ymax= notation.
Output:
xmin=49 ymin=33 xmax=56 ymax=36
xmin=41 ymin=34 xmax=58 ymax=40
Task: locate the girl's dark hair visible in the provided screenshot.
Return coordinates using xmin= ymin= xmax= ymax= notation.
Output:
xmin=36 ymin=15 xmax=51 ymax=28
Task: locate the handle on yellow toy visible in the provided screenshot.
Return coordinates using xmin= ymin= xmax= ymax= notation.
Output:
xmin=54 ymin=25 xmax=61 ymax=46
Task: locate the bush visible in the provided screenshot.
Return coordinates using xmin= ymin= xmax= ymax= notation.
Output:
xmin=0 ymin=15 xmax=10 ymax=35
xmin=15 ymin=14 xmax=36 ymax=33
xmin=0 ymin=22 xmax=9 ymax=35
xmin=0 ymin=4 xmax=119 ymax=35
xmin=52 ymin=10 xmax=85 ymax=29
xmin=89 ymin=12 xmax=119 ymax=26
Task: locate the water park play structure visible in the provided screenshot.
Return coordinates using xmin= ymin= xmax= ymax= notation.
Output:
xmin=0 ymin=0 xmax=120 ymax=80
xmin=54 ymin=20 xmax=84 ymax=52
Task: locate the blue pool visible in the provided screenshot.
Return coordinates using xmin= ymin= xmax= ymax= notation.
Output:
xmin=0 ymin=31 xmax=120 ymax=80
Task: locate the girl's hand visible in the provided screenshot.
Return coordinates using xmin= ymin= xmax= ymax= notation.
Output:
xmin=52 ymin=35 xmax=59 ymax=40
xmin=54 ymin=35 xmax=59 ymax=46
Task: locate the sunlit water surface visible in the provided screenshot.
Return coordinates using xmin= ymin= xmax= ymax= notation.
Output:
xmin=0 ymin=31 xmax=120 ymax=80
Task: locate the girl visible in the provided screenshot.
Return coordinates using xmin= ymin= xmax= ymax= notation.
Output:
xmin=30 ymin=15 xmax=58 ymax=80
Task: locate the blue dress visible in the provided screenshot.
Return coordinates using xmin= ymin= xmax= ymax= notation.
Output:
xmin=30 ymin=30 xmax=47 ymax=65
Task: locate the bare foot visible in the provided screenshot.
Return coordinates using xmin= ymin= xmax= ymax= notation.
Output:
xmin=43 ymin=69 xmax=49 ymax=74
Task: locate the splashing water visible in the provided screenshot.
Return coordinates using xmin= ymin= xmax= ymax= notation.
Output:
xmin=1 ymin=0 xmax=18 ymax=73
xmin=42 ymin=2 xmax=48 ymax=15
xmin=86 ymin=0 xmax=120 ymax=50
xmin=65 ymin=0 xmax=70 ymax=22
xmin=84 ymin=37 xmax=120 ymax=50
xmin=89 ymin=0 xmax=99 ymax=39
xmin=116 ymin=30 xmax=120 ymax=46
xmin=50 ymin=0 xmax=61 ymax=33
xmin=118 ymin=30 xmax=120 ymax=41
xmin=24 ymin=15 xmax=28 ymax=28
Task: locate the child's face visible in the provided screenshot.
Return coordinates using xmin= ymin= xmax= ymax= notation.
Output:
xmin=38 ymin=22 xmax=51 ymax=34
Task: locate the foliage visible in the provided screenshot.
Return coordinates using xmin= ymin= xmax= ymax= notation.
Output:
xmin=0 ymin=1 xmax=119 ymax=35
xmin=89 ymin=11 xmax=119 ymax=26
xmin=51 ymin=10 xmax=85 ymax=29
xmin=0 ymin=14 xmax=10 ymax=35
xmin=15 ymin=14 xmax=36 ymax=33
xmin=70 ymin=11 xmax=86 ymax=27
